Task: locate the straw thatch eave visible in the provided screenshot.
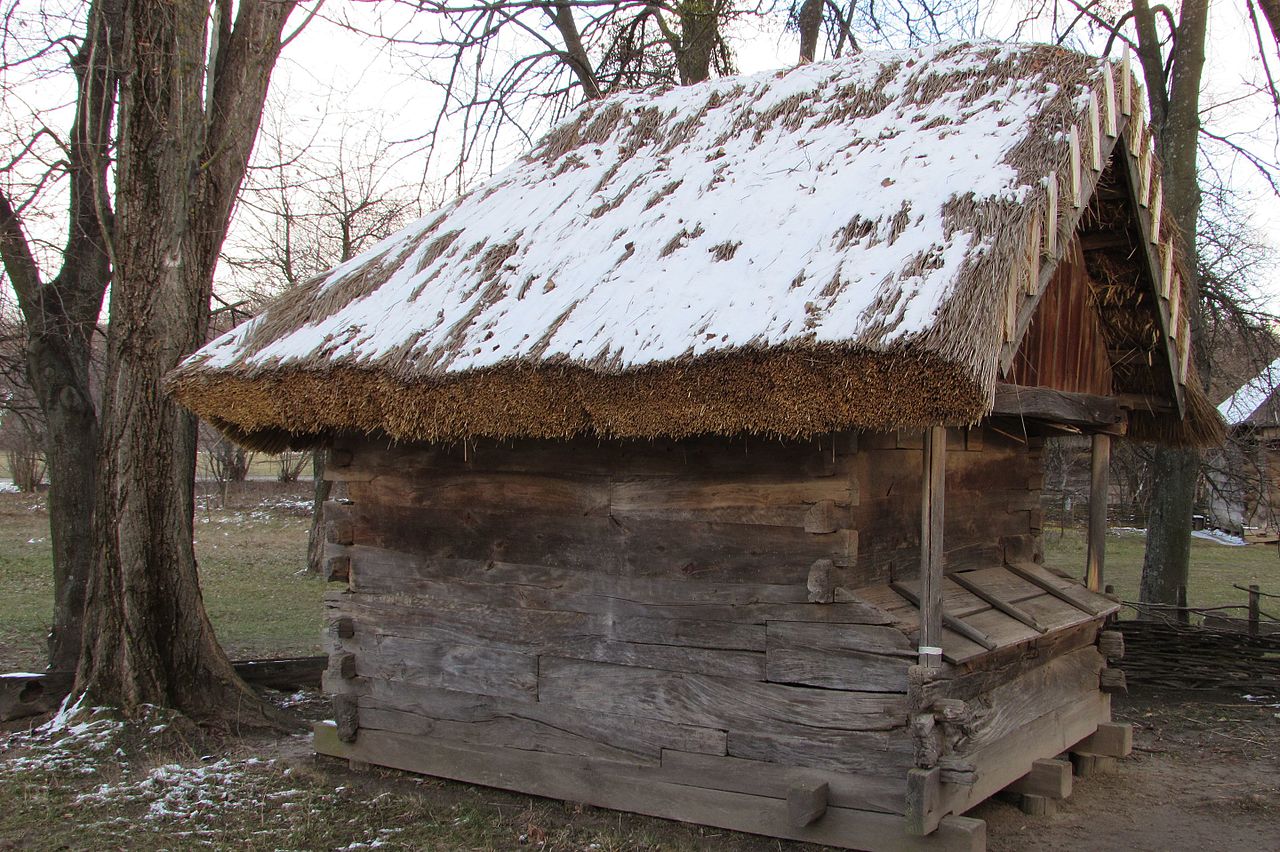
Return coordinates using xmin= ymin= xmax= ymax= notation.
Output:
xmin=171 ymin=41 xmax=1222 ymax=450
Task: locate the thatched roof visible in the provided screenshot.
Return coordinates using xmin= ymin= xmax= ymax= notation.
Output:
xmin=174 ymin=41 xmax=1219 ymax=449
xmin=1220 ymin=357 xmax=1280 ymax=427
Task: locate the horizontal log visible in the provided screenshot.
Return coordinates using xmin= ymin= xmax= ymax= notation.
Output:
xmin=992 ymin=383 xmax=1125 ymax=432
xmin=338 ymin=676 xmax=727 ymax=758
xmin=314 ymin=722 xmax=985 ymax=852
xmin=537 ymin=656 xmax=908 ymax=733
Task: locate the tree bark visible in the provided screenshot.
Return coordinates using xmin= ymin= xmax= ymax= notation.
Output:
xmin=676 ymin=0 xmax=722 ymax=84
xmin=797 ymin=0 xmax=823 ymax=64
xmin=1135 ymin=0 xmax=1209 ymax=609
xmin=76 ymin=0 xmax=297 ymax=725
xmin=0 ymin=0 xmax=120 ymax=672
xmin=307 ymin=453 xmax=332 ymax=573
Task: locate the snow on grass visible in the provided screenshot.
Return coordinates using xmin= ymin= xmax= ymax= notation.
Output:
xmin=1191 ymin=528 xmax=1248 ymax=546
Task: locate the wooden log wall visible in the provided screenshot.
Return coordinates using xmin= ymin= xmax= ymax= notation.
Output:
xmin=317 ymin=426 xmax=1048 ymax=849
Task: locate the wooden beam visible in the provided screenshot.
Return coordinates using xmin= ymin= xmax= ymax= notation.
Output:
xmin=891 ymin=582 xmax=997 ymax=652
xmin=992 ymin=384 xmax=1126 ymax=433
xmin=947 ymin=571 xmax=1046 ymax=633
xmin=918 ymin=425 xmax=947 ymax=667
xmin=1086 ymin=433 xmax=1111 ymax=593
xmin=1005 ymin=562 xmax=1111 ymax=617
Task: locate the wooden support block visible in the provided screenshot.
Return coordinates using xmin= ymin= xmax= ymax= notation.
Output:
xmin=1019 ymin=794 xmax=1057 ymax=817
xmin=806 ymin=558 xmax=835 ymax=604
xmin=905 ymin=768 xmax=940 ymax=836
xmin=334 ymin=694 xmax=359 ymax=743
xmin=787 ymin=781 xmax=829 ymax=828
xmin=335 ymin=616 xmax=356 ymax=639
xmin=1070 ymin=752 xmax=1116 ymax=778
xmin=1098 ymin=630 xmax=1124 ymax=662
xmin=804 ymin=500 xmax=839 ymax=534
xmin=1005 ymin=758 xmax=1073 ymax=800
xmin=937 ymin=815 xmax=985 ymax=852
xmin=1076 ymin=722 xmax=1133 ymax=758
xmin=1099 ymin=667 xmax=1127 ymax=694
xmin=337 ymin=652 xmax=358 ymax=680
xmin=326 ymin=555 xmax=351 ymax=583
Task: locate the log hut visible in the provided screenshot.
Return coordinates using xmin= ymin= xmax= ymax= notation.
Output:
xmin=1212 ymin=359 xmax=1280 ymax=535
xmin=173 ymin=43 xmax=1223 ymax=852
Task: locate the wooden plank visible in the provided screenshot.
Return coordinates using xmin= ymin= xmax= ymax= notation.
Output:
xmin=344 ymin=676 xmax=727 ymax=757
xmin=727 ymin=725 xmax=915 ymax=777
xmin=1086 ymin=433 xmax=1111 ymax=592
xmin=345 ymin=633 xmax=538 ymax=700
xmin=538 ymin=656 xmax=908 ymax=733
xmin=349 ymin=504 xmax=856 ymax=585
xmin=919 ymin=425 xmax=947 ymax=667
xmin=765 ymin=645 xmax=909 ymax=693
xmin=612 ymin=475 xmax=852 ymax=528
xmin=1103 ymin=61 xmax=1117 ymax=136
xmin=946 ymin=572 xmax=1045 ymax=633
xmin=1005 ymin=562 xmax=1114 ymax=617
xmin=890 ymin=582 xmax=995 ymax=652
xmin=658 ymin=749 xmax=905 ymax=816
xmin=314 ymin=723 xmax=984 ymax=852
xmin=343 ymin=549 xmax=811 ymax=606
xmin=992 ymin=384 xmax=1124 ymax=431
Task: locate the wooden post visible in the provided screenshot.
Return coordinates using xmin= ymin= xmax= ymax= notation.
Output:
xmin=1176 ymin=585 xmax=1189 ymax=625
xmin=1085 ymin=433 xmax=1110 ymax=592
xmin=1248 ymin=585 xmax=1261 ymax=636
xmin=919 ymin=425 xmax=946 ymax=668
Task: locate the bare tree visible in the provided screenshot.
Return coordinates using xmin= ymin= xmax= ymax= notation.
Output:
xmin=0 ymin=0 xmax=120 ymax=672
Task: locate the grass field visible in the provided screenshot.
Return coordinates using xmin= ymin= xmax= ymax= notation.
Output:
xmin=0 ymin=485 xmax=324 ymax=672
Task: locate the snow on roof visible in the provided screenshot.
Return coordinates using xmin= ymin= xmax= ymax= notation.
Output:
xmin=173 ymin=41 xmax=1205 ymax=447
xmin=1219 ymin=357 xmax=1280 ymax=426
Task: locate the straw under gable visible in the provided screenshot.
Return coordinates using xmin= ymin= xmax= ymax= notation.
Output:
xmin=172 ymin=41 xmax=1218 ymax=449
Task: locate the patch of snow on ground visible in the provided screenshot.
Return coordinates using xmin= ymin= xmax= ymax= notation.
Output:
xmin=1191 ymin=529 xmax=1248 ymax=546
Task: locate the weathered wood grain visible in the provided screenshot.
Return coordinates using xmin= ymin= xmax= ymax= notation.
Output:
xmin=765 ymin=621 xmax=912 ymax=692
xmin=537 ymin=657 xmax=908 ymax=733
xmin=346 ymin=677 xmax=727 ymax=758
xmin=657 ymin=749 xmax=906 ymax=815
xmin=343 ymin=633 xmax=538 ymax=700
xmin=727 ymin=726 xmax=915 ymax=776
xmin=314 ymin=722 xmax=984 ymax=852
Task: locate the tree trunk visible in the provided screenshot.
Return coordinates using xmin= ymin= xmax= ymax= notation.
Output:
xmin=1139 ymin=444 xmax=1197 ymax=606
xmin=30 ymin=339 xmax=98 ymax=672
xmin=307 ymin=452 xmax=332 ymax=573
xmin=677 ymin=0 xmax=721 ymax=84
xmin=797 ymin=0 xmax=823 ymax=63
xmin=1134 ymin=0 xmax=1209 ymax=608
xmin=76 ymin=0 xmax=296 ymax=726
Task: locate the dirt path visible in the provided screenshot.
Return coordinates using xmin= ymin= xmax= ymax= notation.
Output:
xmin=981 ymin=689 xmax=1279 ymax=851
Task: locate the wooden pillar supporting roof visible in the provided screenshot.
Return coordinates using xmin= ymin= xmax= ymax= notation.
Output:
xmin=1086 ymin=434 xmax=1111 ymax=593
xmin=918 ymin=425 xmax=947 ymax=667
